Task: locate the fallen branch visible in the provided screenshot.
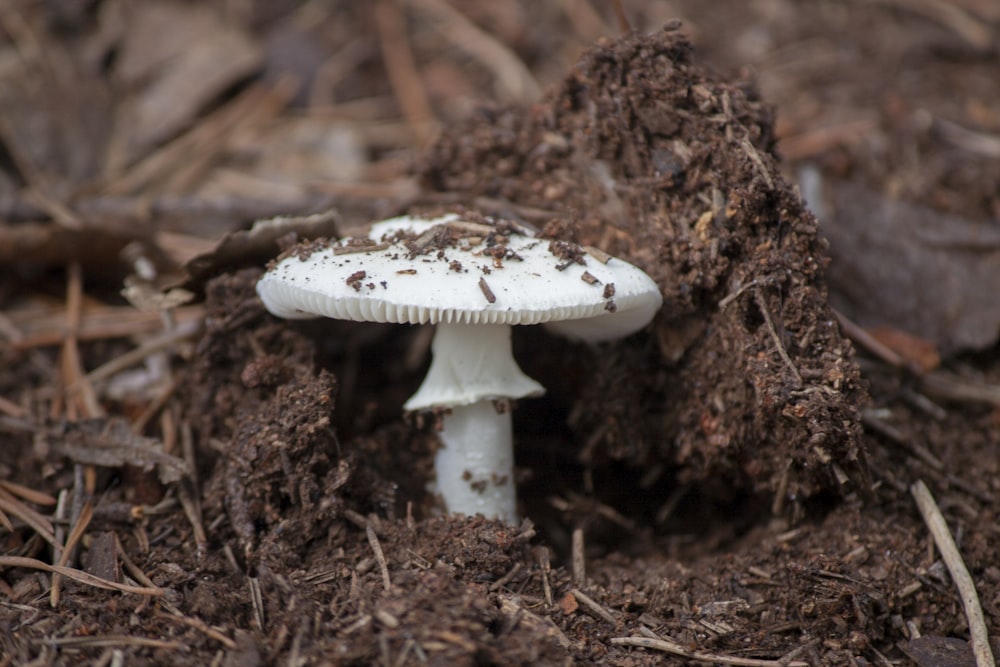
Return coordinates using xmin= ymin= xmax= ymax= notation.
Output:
xmin=911 ymin=480 xmax=995 ymax=667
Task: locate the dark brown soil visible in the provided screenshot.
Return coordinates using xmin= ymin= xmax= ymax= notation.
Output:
xmin=2 ymin=3 xmax=1000 ymax=666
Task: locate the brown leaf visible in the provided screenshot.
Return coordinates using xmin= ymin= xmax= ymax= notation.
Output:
xmin=898 ymin=636 xmax=975 ymax=667
xmin=177 ymin=209 xmax=340 ymax=291
xmin=46 ymin=418 xmax=190 ymax=485
xmin=0 ymin=22 xmax=113 ymax=190
xmin=822 ymin=181 xmax=1000 ymax=354
xmin=113 ymin=1 xmax=263 ymax=163
xmin=868 ymin=325 xmax=941 ymax=374
xmin=557 ymin=592 xmax=579 ymax=615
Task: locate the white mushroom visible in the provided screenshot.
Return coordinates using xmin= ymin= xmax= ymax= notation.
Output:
xmin=257 ymin=214 xmax=662 ymax=523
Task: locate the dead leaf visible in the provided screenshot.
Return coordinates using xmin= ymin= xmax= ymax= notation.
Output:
xmin=558 ymin=592 xmax=579 ymax=615
xmin=228 ymin=117 xmax=367 ymax=187
xmin=177 ymin=209 xmax=340 ymax=291
xmin=868 ymin=325 xmax=941 ymax=374
xmin=112 ymin=1 xmax=263 ymax=164
xmin=121 ymin=277 xmax=195 ymax=312
xmin=899 ymin=636 xmax=975 ymax=667
xmin=46 ymin=418 xmax=190 ymax=485
xmin=0 ymin=19 xmax=113 ymax=190
xmin=821 ymin=181 xmax=1000 ymax=354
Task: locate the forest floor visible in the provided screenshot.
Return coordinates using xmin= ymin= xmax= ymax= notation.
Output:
xmin=2 ymin=2 xmax=1000 ymax=665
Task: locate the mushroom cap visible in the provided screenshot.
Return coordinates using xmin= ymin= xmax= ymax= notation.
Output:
xmin=257 ymin=215 xmax=662 ymax=341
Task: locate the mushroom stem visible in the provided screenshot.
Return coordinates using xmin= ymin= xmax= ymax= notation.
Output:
xmin=436 ymin=401 xmax=517 ymax=524
xmin=405 ymin=322 xmax=544 ymax=522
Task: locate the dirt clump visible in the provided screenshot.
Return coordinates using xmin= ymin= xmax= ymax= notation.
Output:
xmin=419 ymin=25 xmax=866 ymax=505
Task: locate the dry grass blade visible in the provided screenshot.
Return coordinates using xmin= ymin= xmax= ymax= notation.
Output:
xmin=611 ymin=636 xmax=809 ymax=666
xmin=83 ymin=317 xmax=202 ymax=386
xmin=919 ymin=371 xmax=1000 ymax=407
xmin=0 ymin=556 xmax=165 ymax=596
xmin=408 ymin=0 xmax=541 ymax=103
xmin=0 ymin=480 xmax=57 ymax=506
xmin=0 ymin=394 xmax=27 ymax=418
xmin=753 ymin=289 xmax=802 ymax=386
xmin=102 ymin=79 xmax=297 ymax=196
xmin=154 ymin=609 xmax=237 ymax=650
xmin=8 ymin=305 xmax=204 ymax=350
xmin=911 ymin=480 xmax=996 ymax=667
xmin=0 ymin=487 xmax=57 ymax=547
xmin=40 ymin=635 xmax=182 ymax=650
xmin=375 ymin=0 xmax=436 ymax=142
xmin=50 ymin=497 xmax=96 ymax=607
xmin=865 ymin=0 xmax=993 ymax=51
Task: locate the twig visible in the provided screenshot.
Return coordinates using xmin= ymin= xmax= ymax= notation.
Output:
xmin=50 ymin=498 xmax=94 ymax=607
xmin=570 ymin=589 xmax=618 ymax=626
xmin=499 ymin=595 xmax=574 ymax=650
xmin=488 ymin=562 xmax=522 ymax=592
xmin=0 ymin=486 xmax=57 ymax=547
xmin=557 ymin=0 xmax=610 ymax=41
xmin=0 ymin=395 xmax=26 ymax=419
xmin=861 ymin=410 xmax=944 ymax=470
xmin=408 ymin=0 xmax=541 ymax=103
xmin=611 ymin=0 xmax=631 ymax=32
xmin=753 ymin=288 xmax=802 ymax=385
xmin=571 ymin=527 xmax=585 ymax=586
xmin=0 ymin=481 xmax=56 ymax=506
xmin=831 ymin=308 xmax=905 ymax=368
xmin=154 ymin=609 xmax=237 ymax=650
xmin=910 ymin=480 xmax=995 ymax=667
xmin=778 ymin=118 xmax=877 ymax=161
xmin=374 ymin=0 xmax=436 ymax=143
xmin=102 ymin=80 xmax=296 ymax=196
xmin=935 ymin=117 xmax=1000 ymax=159
xmin=611 ymin=636 xmax=809 ymax=666
xmin=864 ymin=0 xmax=992 ymax=52
xmin=8 ymin=305 xmax=204 ymax=350
xmin=82 ymin=318 xmax=202 ymax=386
xmin=366 ymin=524 xmax=392 ymax=592
xmin=41 ymin=635 xmax=183 ymax=650
xmin=538 ymin=547 xmax=553 ymax=606
xmin=61 ymin=262 xmax=103 ymax=419
xmin=0 ymin=556 xmax=164 ymax=596
xmin=249 ymin=577 xmax=265 ymax=630
xmin=920 ymin=370 xmax=1000 ymax=408
xmin=740 ymin=137 xmax=774 ymax=191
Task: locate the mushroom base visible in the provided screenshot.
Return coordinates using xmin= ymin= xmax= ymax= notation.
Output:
xmin=435 ymin=400 xmax=517 ymax=524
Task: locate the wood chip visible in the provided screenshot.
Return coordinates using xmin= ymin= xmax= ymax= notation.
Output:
xmin=478 ymin=277 xmax=496 ymax=304
xmin=584 ymin=245 xmax=612 ymax=264
xmin=558 ymin=592 xmax=578 ymax=615
xmin=570 ymin=588 xmax=618 ymax=626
